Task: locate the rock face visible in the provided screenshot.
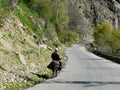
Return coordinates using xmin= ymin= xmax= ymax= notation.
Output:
xmin=68 ymin=1 xmax=92 ymax=38
xmin=8 ymin=0 xmax=20 ymax=11
xmin=67 ymin=0 xmax=120 ymax=37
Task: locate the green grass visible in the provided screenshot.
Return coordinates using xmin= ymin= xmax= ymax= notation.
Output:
xmin=19 ymin=3 xmax=39 ymax=18
xmin=14 ymin=2 xmax=43 ymax=39
xmin=14 ymin=8 xmax=33 ymax=33
xmin=0 ymin=48 xmax=9 ymax=54
xmin=1 ymin=81 xmax=29 ymax=90
xmin=0 ymin=0 xmax=9 ymax=19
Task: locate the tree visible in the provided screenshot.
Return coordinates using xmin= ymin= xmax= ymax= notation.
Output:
xmin=110 ymin=30 xmax=120 ymax=54
xmin=0 ymin=0 xmax=9 ymax=19
xmin=94 ymin=21 xmax=120 ymax=54
xmin=94 ymin=21 xmax=113 ymax=51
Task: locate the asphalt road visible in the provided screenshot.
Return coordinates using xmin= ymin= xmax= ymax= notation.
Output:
xmin=26 ymin=44 xmax=120 ymax=90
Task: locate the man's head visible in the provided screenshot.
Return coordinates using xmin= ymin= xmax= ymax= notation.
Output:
xmin=55 ymin=48 xmax=58 ymax=52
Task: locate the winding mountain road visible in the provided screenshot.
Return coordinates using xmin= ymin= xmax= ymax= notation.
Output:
xmin=26 ymin=44 xmax=120 ymax=90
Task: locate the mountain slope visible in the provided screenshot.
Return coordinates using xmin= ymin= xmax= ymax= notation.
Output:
xmin=0 ymin=2 xmax=59 ymax=89
xmin=68 ymin=0 xmax=120 ymax=38
xmin=0 ymin=0 xmax=119 ymax=89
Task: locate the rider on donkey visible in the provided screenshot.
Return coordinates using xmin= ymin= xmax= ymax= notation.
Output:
xmin=51 ymin=48 xmax=62 ymax=71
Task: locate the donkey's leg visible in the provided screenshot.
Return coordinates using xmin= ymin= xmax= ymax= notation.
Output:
xmin=52 ymin=69 xmax=55 ymax=77
xmin=55 ymin=69 xmax=58 ymax=77
xmin=55 ymin=64 xmax=58 ymax=77
xmin=52 ymin=68 xmax=57 ymax=77
xmin=52 ymin=68 xmax=56 ymax=77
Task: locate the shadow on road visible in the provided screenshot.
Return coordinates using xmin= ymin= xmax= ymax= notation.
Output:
xmin=45 ymin=80 xmax=120 ymax=87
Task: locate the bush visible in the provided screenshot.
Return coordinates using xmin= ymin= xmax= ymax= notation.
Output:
xmin=58 ymin=30 xmax=79 ymax=45
xmin=110 ymin=30 xmax=120 ymax=54
xmin=0 ymin=0 xmax=9 ymax=19
xmin=94 ymin=21 xmax=120 ymax=54
xmin=14 ymin=2 xmax=43 ymax=39
xmin=27 ymin=0 xmax=72 ymax=43
xmin=94 ymin=22 xmax=112 ymax=47
xmin=18 ymin=0 xmax=80 ymax=45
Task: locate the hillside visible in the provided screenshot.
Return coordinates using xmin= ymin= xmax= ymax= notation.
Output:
xmin=67 ymin=0 xmax=120 ymax=54
xmin=0 ymin=4 xmax=51 ymax=90
xmin=0 ymin=1 xmax=71 ymax=89
xmin=0 ymin=0 xmax=120 ymax=89
xmin=68 ymin=0 xmax=120 ymax=38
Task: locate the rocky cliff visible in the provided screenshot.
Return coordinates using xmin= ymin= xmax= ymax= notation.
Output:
xmin=68 ymin=0 xmax=120 ymax=38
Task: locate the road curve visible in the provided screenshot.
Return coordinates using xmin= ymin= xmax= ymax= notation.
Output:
xmin=25 ymin=44 xmax=120 ymax=90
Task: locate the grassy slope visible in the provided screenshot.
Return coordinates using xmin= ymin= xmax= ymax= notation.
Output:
xmin=0 ymin=2 xmax=63 ymax=90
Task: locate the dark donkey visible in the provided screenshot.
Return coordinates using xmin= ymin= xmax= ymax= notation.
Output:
xmin=47 ymin=61 xmax=60 ymax=77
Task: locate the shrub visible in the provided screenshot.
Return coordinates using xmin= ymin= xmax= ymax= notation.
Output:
xmin=0 ymin=0 xmax=9 ymax=19
xmin=110 ymin=30 xmax=120 ymax=54
xmin=58 ymin=30 xmax=79 ymax=45
xmin=94 ymin=21 xmax=120 ymax=54
xmin=14 ymin=2 xmax=43 ymax=39
xmin=94 ymin=21 xmax=113 ymax=48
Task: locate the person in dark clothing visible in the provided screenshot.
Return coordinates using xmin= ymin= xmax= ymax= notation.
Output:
xmin=51 ymin=48 xmax=62 ymax=70
xmin=51 ymin=48 xmax=61 ymax=61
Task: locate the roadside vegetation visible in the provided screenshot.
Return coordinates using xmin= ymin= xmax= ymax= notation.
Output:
xmin=0 ymin=0 xmax=9 ymax=19
xmin=21 ymin=0 xmax=80 ymax=45
xmin=94 ymin=21 xmax=120 ymax=54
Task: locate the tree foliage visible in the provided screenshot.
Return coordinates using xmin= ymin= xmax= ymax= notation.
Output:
xmin=110 ymin=30 xmax=120 ymax=54
xmin=94 ymin=21 xmax=120 ymax=54
xmin=22 ymin=0 xmax=76 ymax=44
xmin=94 ymin=22 xmax=112 ymax=47
xmin=0 ymin=0 xmax=9 ymax=19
